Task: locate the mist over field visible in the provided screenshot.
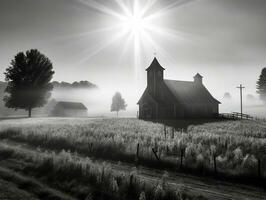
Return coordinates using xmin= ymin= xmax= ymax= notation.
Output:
xmin=52 ymin=85 xmax=266 ymax=118
xmin=220 ymin=94 xmax=266 ymax=117
xmin=51 ymin=86 xmax=139 ymax=117
xmin=0 ymin=81 xmax=140 ymax=118
xmin=1 ymin=80 xmax=266 ymax=118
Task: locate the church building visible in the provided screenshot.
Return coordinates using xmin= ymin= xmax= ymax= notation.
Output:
xmin=137 ymin=58 xmax=220 ymax=119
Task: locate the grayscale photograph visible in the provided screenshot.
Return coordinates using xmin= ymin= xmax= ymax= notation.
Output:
xmin=0 ymin=0 xmax=265 ymax=199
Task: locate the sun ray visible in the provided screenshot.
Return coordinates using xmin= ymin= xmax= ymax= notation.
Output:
xmin=69 ymin=0 xmax=197 ymax=81
xmin=45 ymin=25 xmax=124 ymax=45
xmin=141 ymin=31 xmax=177 ymax=65
xmin=144 ymin=0 xmax=197 ymax=20
xmin=117 ymin=33 xmax=134 ymax=67
xmin=139 ymin=0 xmax=158 ymax=17
xmin=134 ymin=31 xmax=141 ymax=80
xmin=76 ymin=29 xmax=129 ymax=65
xmin=114 ymin=0 xmax=132 ymax=17
xmin=145 ymin=24 xmax=195 ymax=42
xmin=77 ymin=0 xmax=126 ymax=20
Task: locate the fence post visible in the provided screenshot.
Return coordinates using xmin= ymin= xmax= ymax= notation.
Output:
xmin=180 ymin=148 xmax=184 ymax=170
xmin=172 ymin=127 xmax=175 ymax=139
xmin=213 ymin=154 xmax=217 ymax=175
xmin=135 ymin=143 xmax=139 ymax=164
xmin=164 ymin=125 xmax=167 ymax=139
xmin=258 ymin=158 xmax=261 ymax=179
xmin=89 ymin=143 xmax=93 ymax=153
xmin=152 ymin=148 xmax=160 ymax=163
xmin=129 ymin=174 xmax=134 ymax=189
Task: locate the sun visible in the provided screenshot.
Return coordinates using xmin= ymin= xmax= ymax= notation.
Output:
xmin=121 ymin=6 xmax=147 ymax=37
xmin=73 ymin=0 xmax=189 ymax=80
xmin=123 ymin=14 xmax=144 ymax=35
xmin=111 ymin=0 xmax=150 ymax=40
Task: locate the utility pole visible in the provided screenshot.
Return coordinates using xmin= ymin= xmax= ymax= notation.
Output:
xmin=237 ymin=84 xmax=245 ymax=119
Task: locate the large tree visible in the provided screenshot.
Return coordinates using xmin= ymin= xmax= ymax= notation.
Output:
xmin=4 ymin=49 xmax=54 ymax=117
xmin=256 ymin=68 xmax=266 ymax=103
xmin=111 ymin=92 xmax=127 ymax=117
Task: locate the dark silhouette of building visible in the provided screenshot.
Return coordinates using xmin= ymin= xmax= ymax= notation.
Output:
xmin=137 ymin=57 xmax=220 ymax=119
xmin=51 ymin=101 xmax=87 ymax=117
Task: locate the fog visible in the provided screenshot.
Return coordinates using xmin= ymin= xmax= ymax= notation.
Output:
xmin=1 ymin=81 xmax=266 ymax=118
xmin=220 ymin=93 xmax=266 ymax=118
xmin=51 ymin=86 xmax=141 ymax=118
xmin=50 ymin=80 xmax=266 ymax=118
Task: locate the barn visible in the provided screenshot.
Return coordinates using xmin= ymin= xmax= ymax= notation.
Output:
xmin=51 ymin=101 xmax=88 ymax=117
xmin=137 ymin=57 xmax=220 ymax=119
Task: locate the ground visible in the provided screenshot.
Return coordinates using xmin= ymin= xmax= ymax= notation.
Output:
xmin=0 ymin=117 xmax=265 ymax=200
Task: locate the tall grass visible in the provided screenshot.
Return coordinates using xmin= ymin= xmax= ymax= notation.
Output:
xmin=0 ymin=118 xmax=265 ymax=182
xmin=0 ymin=144 xmax=201 ymax=200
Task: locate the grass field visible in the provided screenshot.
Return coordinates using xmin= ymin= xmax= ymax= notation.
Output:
xmin=0 ymin=117 xmax=265 ymax=200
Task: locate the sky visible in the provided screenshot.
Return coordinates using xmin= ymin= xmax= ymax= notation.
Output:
xmin=1 ymin=0 xmax=266 ymax=115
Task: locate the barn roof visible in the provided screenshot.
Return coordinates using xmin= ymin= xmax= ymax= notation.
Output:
xmin=146 ymin=57 xmax=165 ymax=71
xmin=56 ymin=101 xmax=88 ymax=110
xmin=164 ymin=79 xmax=221 ymax=104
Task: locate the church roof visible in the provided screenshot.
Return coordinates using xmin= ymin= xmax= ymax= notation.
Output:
xmin=164 ymin=79 xmax=221 ymax=104
xmin=146 ymin=57 xmax=165 ymax=71
xmin=55 ymin=101 xmax=88 ymax=110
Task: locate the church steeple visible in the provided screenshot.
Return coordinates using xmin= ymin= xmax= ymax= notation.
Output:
xmin=146 ymin=57 xmax=165 ymax=96
xmin=146 ymin=57 xmax=165 ymax=71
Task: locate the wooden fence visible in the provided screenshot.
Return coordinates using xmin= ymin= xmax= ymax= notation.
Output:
xmin=219 ymin=112 xmax=266 ymax=122
xmin=219 ymin=112 xmax=253 ymax=120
